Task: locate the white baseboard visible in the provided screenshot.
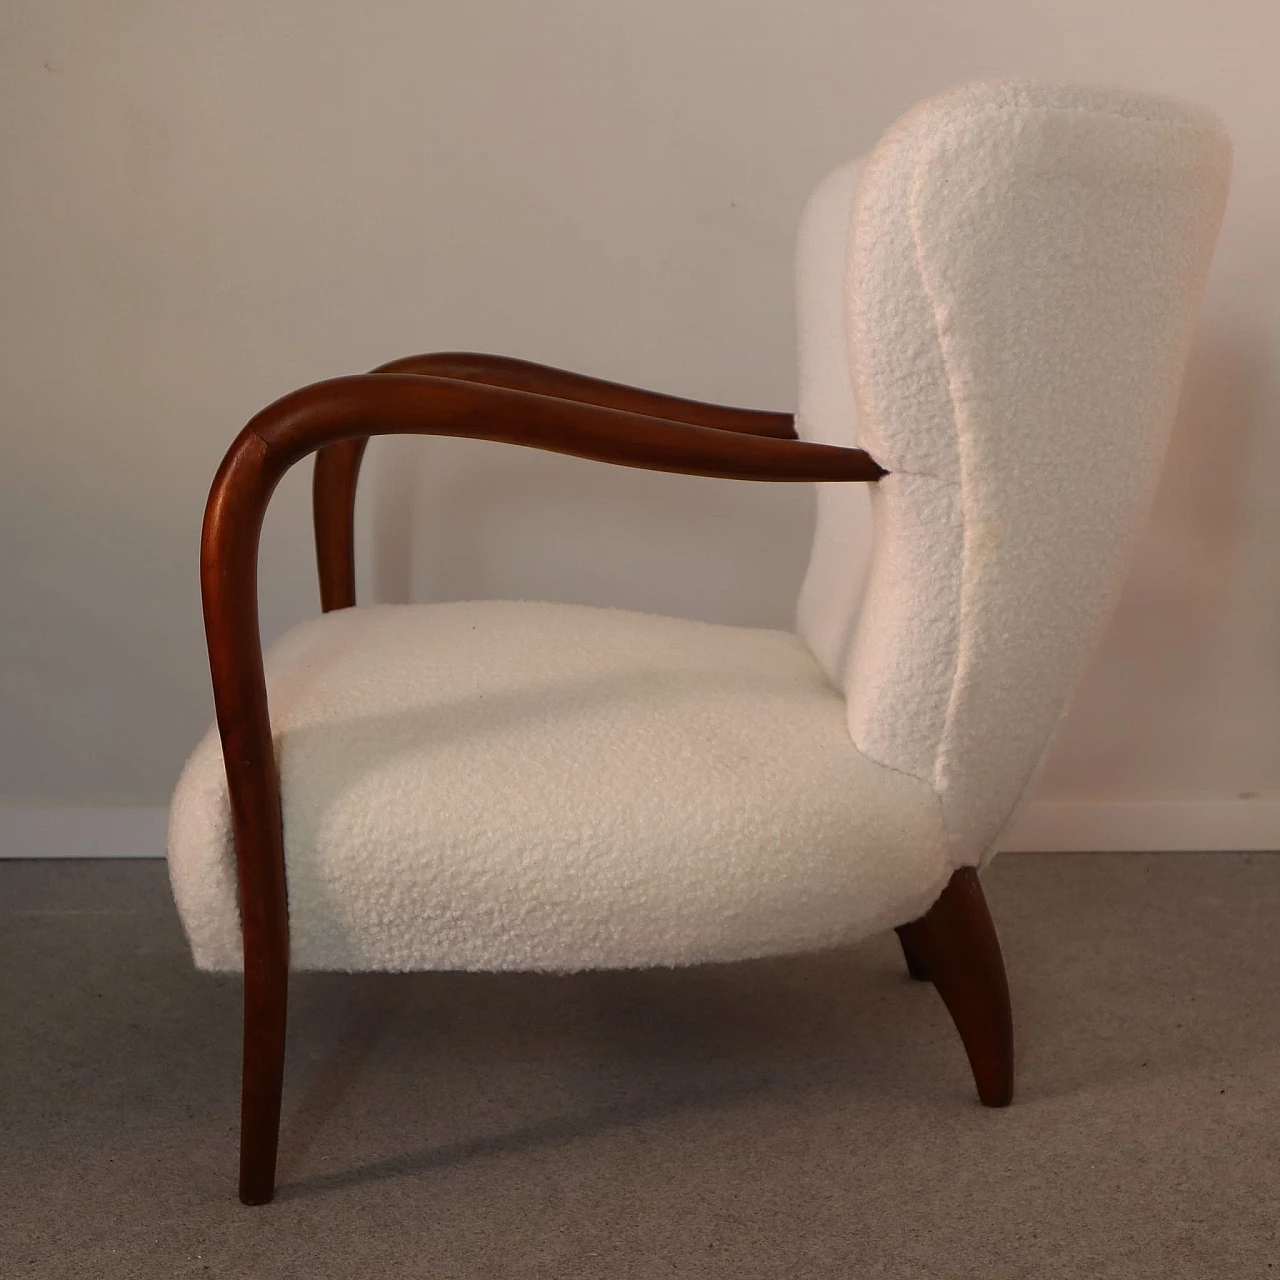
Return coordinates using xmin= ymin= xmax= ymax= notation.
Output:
xmin=999 ymin=799 xmax=1280 ymax=853
xmin=0 ymin=807 xmax=168 ymax=859
xmin=0 ymin=800 xmax=1275 ymax=860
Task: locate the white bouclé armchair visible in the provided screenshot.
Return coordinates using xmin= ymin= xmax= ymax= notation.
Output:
xmin=167 ymin=78 xmax=1231 ymax=1203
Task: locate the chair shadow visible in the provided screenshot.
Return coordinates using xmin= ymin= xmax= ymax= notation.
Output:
xmin=265 ymin=860 xmax=1280 ymax=1203
xmin=269 ymin=943 xmax=933 ymax=1202
xmin=274 ymin=1072 xmax=778 ymax=1201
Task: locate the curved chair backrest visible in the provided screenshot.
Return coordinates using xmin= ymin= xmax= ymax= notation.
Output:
xmin=794 ymin=79 xmax=1231 ymax=864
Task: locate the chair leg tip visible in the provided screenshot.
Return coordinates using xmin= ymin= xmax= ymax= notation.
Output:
xmin=239 ymin=1181 xmax=276 ymax=1206
xmin=977 ymin=1075 xmax=1015 ymax=1108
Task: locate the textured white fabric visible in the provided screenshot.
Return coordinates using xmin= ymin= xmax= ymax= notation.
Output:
xmin=793 ymin=78 xmax=1231 ymax=866
xmin=794 ymin=155 xmax=875 ymax=688
xmin=167 ymin=601 xmax=950 ymax=972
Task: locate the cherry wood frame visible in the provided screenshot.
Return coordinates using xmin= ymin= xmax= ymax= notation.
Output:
xmin=199 ymin=352 xmax=1012 ymax=1205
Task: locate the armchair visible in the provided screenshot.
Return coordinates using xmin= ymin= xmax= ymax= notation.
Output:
xmin=167 ymin=78 xmax=1230 ymax=1204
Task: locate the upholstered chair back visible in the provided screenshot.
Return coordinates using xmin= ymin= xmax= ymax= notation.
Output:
xmin=793 ymin=79 xmax=1231 ymax=866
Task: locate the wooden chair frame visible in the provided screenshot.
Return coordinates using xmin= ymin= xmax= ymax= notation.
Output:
xmin=199 ymin=352 xmax=1012 ymax=1205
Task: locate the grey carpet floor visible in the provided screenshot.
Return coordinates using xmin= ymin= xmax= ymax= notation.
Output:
xmin=2 ymin=854 xmax=1278 ymax=1279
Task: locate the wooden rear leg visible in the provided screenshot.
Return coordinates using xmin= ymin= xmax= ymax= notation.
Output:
xmin=894 ymin=921 xmax=931 ymax=981
xmin=896 ymin=867 xmax=1014 ymax=1107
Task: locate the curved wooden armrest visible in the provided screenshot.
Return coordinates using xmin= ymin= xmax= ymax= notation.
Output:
xmin=313 ymin=352 xmax=809 ymax=611
xmin=371 ymin=351 xmax=799 ymax=436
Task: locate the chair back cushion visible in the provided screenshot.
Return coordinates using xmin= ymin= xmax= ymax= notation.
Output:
xmin=794 ymin=156 xmax=875 ymax=683
xmin=793 ymin=79 xmax=1230 ymax=863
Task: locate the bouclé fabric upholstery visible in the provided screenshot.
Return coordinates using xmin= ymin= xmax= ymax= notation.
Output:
xmin=793 ymin=78 xmax=1230 ymax=866
xmin=169 ymin=602 xmax=951 ymax=971
xmin=167 ymin=78 xmax=1230 ymax=972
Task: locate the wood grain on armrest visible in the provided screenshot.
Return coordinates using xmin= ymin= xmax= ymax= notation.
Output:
xmin=370 ymin=352 xmax=798 ymax=437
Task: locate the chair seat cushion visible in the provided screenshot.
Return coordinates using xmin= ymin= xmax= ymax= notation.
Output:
xmin=167 ymin=601 xmax=951 ymax=972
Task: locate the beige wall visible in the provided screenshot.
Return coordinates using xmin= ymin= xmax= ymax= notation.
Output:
xmin=1 ymin=0 xmax=1277 ymax=819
